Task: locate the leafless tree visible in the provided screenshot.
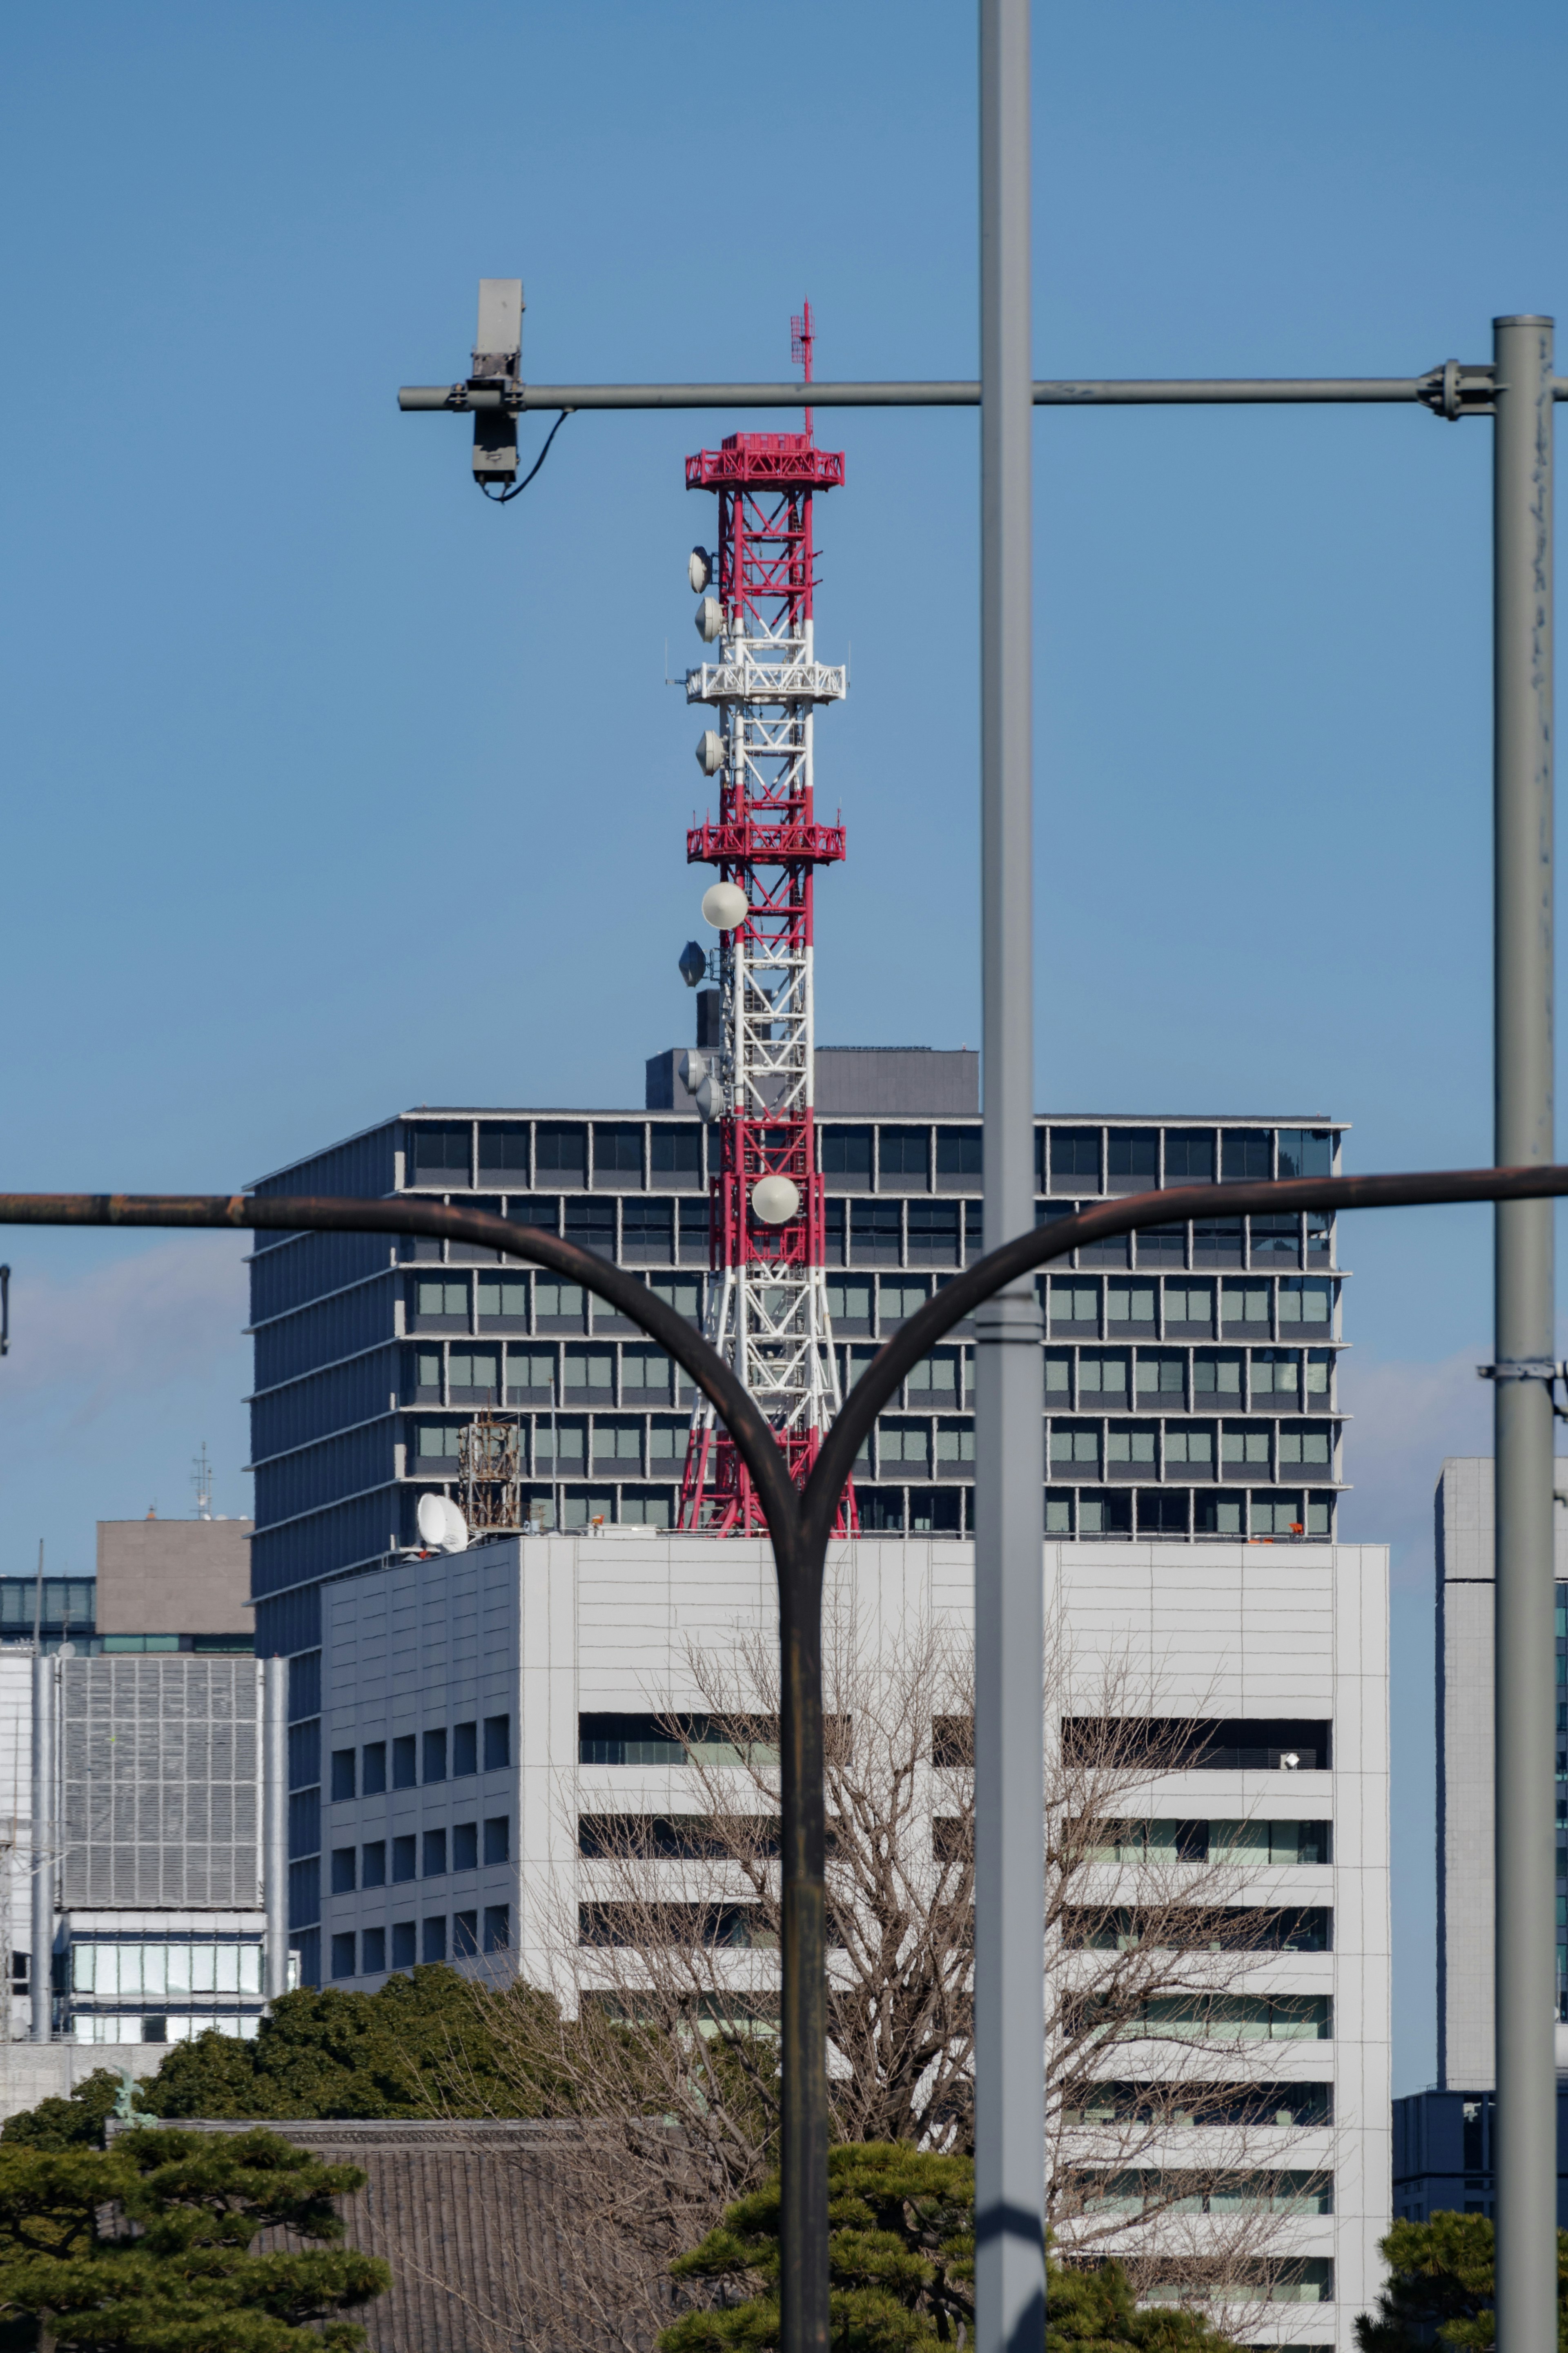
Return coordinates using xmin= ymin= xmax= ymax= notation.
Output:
xmin=455 ymin=1607 xmax=1332 ymax=2350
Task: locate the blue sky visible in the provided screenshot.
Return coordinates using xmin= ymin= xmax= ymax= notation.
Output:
xmin=2 ymin=0 xmax=1566 ymax=2089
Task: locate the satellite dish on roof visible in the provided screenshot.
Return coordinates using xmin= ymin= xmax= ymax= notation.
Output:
xmin=417 ymin=1494 xmax=470 ymax=1554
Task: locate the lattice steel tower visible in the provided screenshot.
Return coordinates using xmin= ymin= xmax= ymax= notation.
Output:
xmin=678 ymin=306 xmax=854 ymax=1535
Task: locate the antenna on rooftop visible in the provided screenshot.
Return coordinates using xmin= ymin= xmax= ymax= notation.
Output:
xmin=192 ymin=1443 xmax=213 ymax=1521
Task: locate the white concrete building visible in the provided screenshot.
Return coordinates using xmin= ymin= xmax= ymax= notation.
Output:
xmin=315 ymin=1529 xmax=1389 ymax=2349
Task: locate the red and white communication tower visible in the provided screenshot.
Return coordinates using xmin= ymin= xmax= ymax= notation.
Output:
xmin=677 ymin=305 xmax=855 ymax=1536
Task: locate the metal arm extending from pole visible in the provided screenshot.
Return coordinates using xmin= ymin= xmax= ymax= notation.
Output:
xmin=399 ymin=366 xmax=1538 ymax=413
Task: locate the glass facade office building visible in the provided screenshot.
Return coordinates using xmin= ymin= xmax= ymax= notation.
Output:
xmin=248 ymin=1106 xmax=1348 ymax=1658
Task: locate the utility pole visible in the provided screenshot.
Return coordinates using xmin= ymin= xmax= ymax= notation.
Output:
xmin=1490 ymin=312 xmax=1557 ymax=2353
xmin=974 ymin=7 xmax=1045 ymax=2353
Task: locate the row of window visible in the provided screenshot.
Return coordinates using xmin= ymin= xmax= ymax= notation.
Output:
xmin=409 ymin=1481 xmax=1334 ymax=1541
xmin=408 ymin=1267 xmax=1338 ymax=1340
xmin=70 ymin=2012 xmax=263 ymax=2044
xmin=568 ymin=1811 xmax=1328 ymax=1864
xmin=580 ymin=1711 xmax=1330 ymax=1772
xmin=327 ymin=1717 xmax=510 ymax=1801
xmin=408 ymin=1340 xmax=1335 ymax=1416
xmin=69 ymin=1942 xmax=265 ymax=1997
xmin=410 ymin=1414 xmax=1336 ymax=1486
xmin=1067 ymin=1905 xmax=1332 ymax=1952
xmin=1066 ymin=2169 xmax=1332 ymax=2215
xmin=404 ymin=1120 xmax=1336 ymax=1197
xmin=330 ymin=1908 xmax=511 ymax=1980
xmin=329 ymin=1821 xmax=509 ymax=1889
xmin=405 ymin=1202 xmax=1336 ymax=1277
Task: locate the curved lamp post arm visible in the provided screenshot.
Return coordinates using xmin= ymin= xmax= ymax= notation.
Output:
xmin=0 ymin=1191 xmax=800 ymax=1541
xmin=801 ymin=1161 xmax=1568 ymax=1546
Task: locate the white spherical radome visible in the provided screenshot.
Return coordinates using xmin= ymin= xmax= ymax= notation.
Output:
xmin=695 ymin=595 xmax=724 ymax=643
xmin=702 ymin=881 xmax=748 ymax=931
xmin=751 ymin=1175 xmax=801 ymax=1226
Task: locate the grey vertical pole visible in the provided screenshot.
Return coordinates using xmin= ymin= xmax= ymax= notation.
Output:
xmin=262 ymin=1656 xmax=290 ymax=2001
xmin=29 ymin=1651 xmax=54 ymax=2042
xmin=975 ymin=7 xmax=1045 ymax=2353
xmin=1492 ymin=312 xmax=1557 ymax=2353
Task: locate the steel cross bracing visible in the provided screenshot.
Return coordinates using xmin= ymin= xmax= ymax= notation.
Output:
xmin=679 ymin=413 xmax=853 ymax=1536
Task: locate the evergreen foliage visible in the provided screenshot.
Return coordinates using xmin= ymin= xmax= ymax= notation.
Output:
xmin=0 ymin=2124 xmax=387 ymax=2352
xmin=1354 ymin=2212 xmax=1568 ymax=2353
xmin=0 ymin=1968 xmax=566 ymax=2148
xmin=659 ymin=2143 xmax=1236 ymax=2353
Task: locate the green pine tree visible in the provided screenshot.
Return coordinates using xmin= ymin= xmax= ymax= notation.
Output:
xmin=1354 ymin=2212 xmax=1568 ymax=2353
xmin=1 ymin=1967 xmax=571 ymax=2148
xmin=660 ymin=2143 xmax=1236 ymax=2353
xmin=0 ymin=2124 xmax=388 ymax=2353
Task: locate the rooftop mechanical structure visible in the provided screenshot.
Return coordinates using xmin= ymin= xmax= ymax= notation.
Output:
xmin=678 ymin=307 xmax=854 ymax=1535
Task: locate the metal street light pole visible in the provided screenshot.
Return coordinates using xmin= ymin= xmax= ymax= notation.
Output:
xmin=976 ymin=8 xmax=1045 ymax=2353
xmin=1491 ymin=312 xmax=1557 ymax=2353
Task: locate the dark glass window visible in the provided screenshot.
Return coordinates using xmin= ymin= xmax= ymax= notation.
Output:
xmin=286 ymin=1792 xmax=318 ymax=1865
xmin=361 ymin=1840 xmax=386 ymax=1888
xmin=535 ymin=1124 xmax=586 ymax=1181
xmin=453 ymin=1722 xmax=477 ymax=1777
xmin=330 ymin=1749 xmax=355 ymax=1802
xmin=331 ymin=1932 xmax=356 ymax=1980
xmin=330 ymin=1847 xmax=356 ymax=1894
xmin=879 ymin=1127 xmax=930 ymax=1183
xmin=392 ymin=1735 xmax=416 ymax=1791
xmin=564 ymin=1198 xmax=616 ymax=1258
xmin=907 ymin=1202 xmax=961 ymax=1265
xmin=453 ymin=1822 xmax=479 ymax=1871
xmin=504 ymin=1197 xmax=559 ymax=1234
xmin=860 ymin=1490 xmax=905 ymax=1532
xmin=623 ymin=1199 xmax=675 ymax=1260
xmin=1278 ymin=1129 xmax=1334 ymax=1180
xmin=1164 ymin=1130 xmax=1216 ymax=1183
xmin=423 ymin=1729 xmax=447 ymax=1784
xmin=423 ymin=1917 xmax=447 ymax=1964
xmin=1138 ymin=1492 xmax=1189 ymax=1534
xmin=850 ymin=1201 xmax=903 ymax=1263
xmin=287 ymin=1720 xmax=320 ymax=1791
xmin=362 ymin=1926 xmax=386 ymax=1974
xmin=1107 ymin=1130 xmax=1158 ymax=1192
xmin=1222 ymin=1130 xmax=1272 ymax=1182
xmin=477 ymin=1124 xmax=530 ymax=1186
xmin=392 ymin=1835 xmax=416 ymax=1883
xmin=391 ymin=1921 xmax=416 ymax=1969
xmin=362 ymin=1742 xmax=387 ymax=1795
xmin=483 ymin=1905 xmax=510 ymax=1954
xmin=411 ymin=1124 xmax=471 ymax=1187
xmin=822 ymin=1127 xmax=873 ymax=1178
xmin=484 ymin=1714 xmax=511 ymax=1770
xmin=650 ymin=1125 xmax=701 ymax=1176
xmin=423 ymin=1829 xmax=447 ymax=1878
xmin=1193 ymin=1217 xmax=1245 ymax=1267
xmin=593 ymin=1123 xmax=644 ymax=1177
xmin=678 ymin=1199 xmax=710 ymax=1261
xmin=1250 ymin=1215 xmax=1300 ymax=1262
xmin=484 ymin=1816 xmax=510 ymax=1865
xmin=454 ymin=1910 xmax=479 ymax=1958
xmin=937 ymin=1127 xmax=982 ymax=1178
xmin=1136 ymin=1223 xmax=1187 ymax=1266
xmin=1050 ymin=1129 xmax=1100 ymax=1193
xmin=824 ymin=1199 xmax=846 ymax=1262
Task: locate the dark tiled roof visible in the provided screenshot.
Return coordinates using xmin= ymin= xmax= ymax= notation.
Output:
xmin=153 ymin=2118 xmax=662 ymax=2353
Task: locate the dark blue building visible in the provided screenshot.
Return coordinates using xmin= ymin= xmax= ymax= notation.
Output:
xmin=248 ymin=1094 xmax=1348 ymax=1981
xmin=1393 ymin=2087 xmax=1568 ymax=2226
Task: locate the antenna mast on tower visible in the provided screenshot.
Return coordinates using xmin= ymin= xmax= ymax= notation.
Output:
xmin=678 ymin=304 xmax=855 ymax=1536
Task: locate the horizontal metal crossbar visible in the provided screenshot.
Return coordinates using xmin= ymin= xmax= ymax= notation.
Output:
xmin=398 ymin=367 xmax=1552 ymax=415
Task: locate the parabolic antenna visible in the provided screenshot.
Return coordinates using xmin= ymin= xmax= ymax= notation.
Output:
xmin=702 ymin=881 xmax=748 ymax=931
xmin=416 ymin=1493 xmax=470 ymax=1554
xmin=751 ymin=1175 xmax=800 ymax=1225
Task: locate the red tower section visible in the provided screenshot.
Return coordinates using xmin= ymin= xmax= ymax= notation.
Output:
xmin=678 ymin=308 xmax=856 ymax=1536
